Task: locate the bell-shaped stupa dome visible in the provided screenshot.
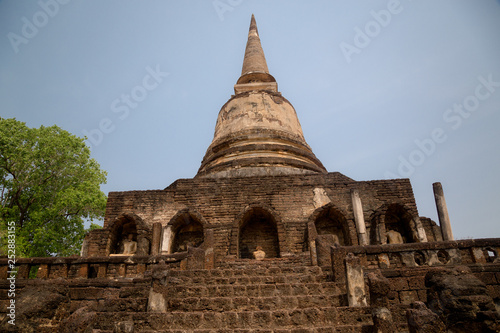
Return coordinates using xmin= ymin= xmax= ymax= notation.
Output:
xmin=197 ymin=15 xmax=326 ymax=178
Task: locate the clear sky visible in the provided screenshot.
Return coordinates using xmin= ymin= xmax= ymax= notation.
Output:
xmin=1 ymin=0 xmax=499 ymax=239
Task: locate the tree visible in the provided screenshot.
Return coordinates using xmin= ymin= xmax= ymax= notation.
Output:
xmin=0 ymin=118 xmax=107 ymax=257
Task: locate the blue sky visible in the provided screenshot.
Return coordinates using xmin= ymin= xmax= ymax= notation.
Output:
xmin=1 ymin=0 xmax=499 ymax=239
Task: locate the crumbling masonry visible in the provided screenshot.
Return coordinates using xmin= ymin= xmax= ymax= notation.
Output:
xmin=1 ymin=15 xmax=500 ymax=333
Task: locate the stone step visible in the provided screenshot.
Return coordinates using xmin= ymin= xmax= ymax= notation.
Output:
xmin=336 ymin=307 xmax=373 ymax=326
xmin=138 ymin=326 xmax=373 ymax=333
xmin=168 ymin=266 xmax=323 ymax=279
xmin=218 ymin=259 xmax=312 ymax=268
xmin=167 ymin=295 xmax=344 ymax=312
xmin=164 ymin=282 xmax=343 ymax=298
xmin=217 ymin=259 xmax=312 ymax=270
xmin=93 ymin=307 xmax=373 ymax=330
xmin=388 ymin=305 xmax=410 ymax=333
xmin=91 ymin=318 xmax=404 ymax=333
xmin=67 ymin=285 xmax=150 ymax=300
xmin=95 ymin=297 xmax=148 ymax=312
xmin=164 ymin=273 xmax=328 ymax=286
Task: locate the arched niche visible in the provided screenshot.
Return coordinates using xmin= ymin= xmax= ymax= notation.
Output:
xmin=163 ymin=210 xmax=205 ymax=254
xmin=107 ymin=213 xmax=151 ymax=256
xmin=312 ymin=205 xmax=351 ymax=246
xmin=238 ymin=207 xmax=280 ymax=259
xmin=370 ymin=203 xmax=419 ymax=245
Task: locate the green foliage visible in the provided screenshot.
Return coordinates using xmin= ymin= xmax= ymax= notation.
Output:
xmin=0 ymin=118 xmax=107 ymax=257
xmin=28 ymin=265 xmax=39 ymax=279
xmin=87 ymin=222 xmax=103 ymax=232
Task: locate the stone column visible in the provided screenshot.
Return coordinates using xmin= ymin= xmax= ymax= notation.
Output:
xmin=160 ymin=225 xmax=173 ymax=255
xmin=97 ymin=264 xmax=107 ymax=278
xmin=433 ymin=182 xmax=454 ymax=241
xmin=345 ymin=253 xmax=367 ymax=307
xmin=17 ymin=265 xmax=30 ymax=280
xmin=78 ymin=264 xmax=88 ymax=279
xmin=308 ymin=221 xmax=318 ymax=266
xmin=148 ymin=288 xmax=166 ymax=313
xmin=350 ymin=189 xmax=368 ymax=245
xmin=204 ymin=229 xmax=215 ymax=270
xmin=151 ymin=222 xmax=162 ymax=255
xmin=80 ymin=238 xmax=89 ymax=257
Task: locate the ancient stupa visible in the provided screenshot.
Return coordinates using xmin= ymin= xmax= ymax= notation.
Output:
xmin=2 ymin=15 xmax=499 ymax=333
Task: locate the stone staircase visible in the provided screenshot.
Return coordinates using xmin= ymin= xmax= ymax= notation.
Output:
xmin=90 ymin=257 xmax=407 ymax=332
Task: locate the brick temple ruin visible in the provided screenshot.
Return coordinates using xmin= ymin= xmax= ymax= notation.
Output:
xmin=2 ymin=15 xmax=500 ymax=333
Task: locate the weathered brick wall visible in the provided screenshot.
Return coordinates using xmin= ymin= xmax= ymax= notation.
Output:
xmin=0 ymin=278 xmax=151 ymax=330
xmin=474 ymin=264 xmax=500 ymax=302
xmin=374 ymin=263 xmax=500 ymax=307
xmin=330 ymin=239 xmax=500 ymax=307
xmin=420 ymin=217 xmax=443 ymax=242
xmin=381 ymin=267 xmax=430 ymax=305
xmin=99 ymin=173 xmax=421 ymax=260
xmin=85 ymin=229 xmax=109 ymax=257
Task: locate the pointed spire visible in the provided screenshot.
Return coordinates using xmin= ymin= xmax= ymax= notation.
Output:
xmin=241 ymin=14 xmax=269 ymax=76
xmin=234 ymin=15 xmax=277 ymax=93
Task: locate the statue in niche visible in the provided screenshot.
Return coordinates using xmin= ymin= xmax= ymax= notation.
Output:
xmin=386 ymin=230 xmax=404 ymax=244
xmin=182 ymin=241 xmax=194 ymax=252
xmin=111 ymin=233 xmax=137 ymax=256
xmin=331 ymin=233 xmax=341 ymax=247
xmin=253 ymin=246 xmax=266 ymax=260
xmin=122 ymin=234 xmax=137 ymax=254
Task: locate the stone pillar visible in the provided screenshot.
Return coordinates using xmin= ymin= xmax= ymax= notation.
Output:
xmin=80 ymin=238 xmax=89 ymax=257
xmin=345 ymin=253 xmax=367 ymax=307
xmin=433 ymin=182 xmax=453 ymax=241
xmin=350 ymin=189 xmax=368 ymax=245
xmin=97 ymin=264 xmax=107 ymax=278
xmin=78 ymin=263 xmax=88 ymax=279
xmin=160 ymin=225 xmax=173 ymax=255
xmin=204 ymin=229 xmax=215 ymax=270
xmin=308 ymin=221 xmax=318 ymax=266
xmin=148 ymin=288 xmax=166 ymax=313
xmin=17 ymin=264 xmax=30 ymax=279
xmin=151 ymin=222 xmax=162 ymax=255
